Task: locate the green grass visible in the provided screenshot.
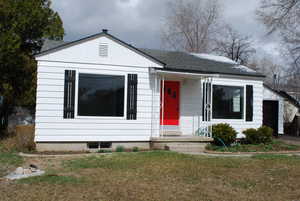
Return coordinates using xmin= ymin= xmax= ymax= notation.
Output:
xmin=64 ymin=151 xmax=180 ymax=170
xmin=2 ymin=151 xmax=300 ymax=201
xmin=97 ymin=149 xmax=112 ymax=153
xmin=0 ymin=150 xmax=23 ymax=177
xmin=17 ymin=174 xmax=84 ymax=185
xmin=206 ymin=140 xmax=300 ymax=152
xmin=252 ymin=153 xmax=300 ymax=160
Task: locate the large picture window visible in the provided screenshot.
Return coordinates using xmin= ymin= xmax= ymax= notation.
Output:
xmin=212 ymin=85 xmax=244 ymax=119
xmin=78 ymin=73 xmax=125 ymax=117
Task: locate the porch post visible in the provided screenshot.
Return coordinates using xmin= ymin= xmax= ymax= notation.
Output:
xmin=209 ymin=77 xmax=213 ymax=137
xmin=150 ymin=74 xmax=156 ymax=138
xmin=197 ymin=77 xmax=201 ymax=136
xmin=161 ymin=76 xmax=165 ymax=137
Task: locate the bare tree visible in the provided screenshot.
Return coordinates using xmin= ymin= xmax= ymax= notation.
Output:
xmin=161 ymin=0 xmax=222 ymax=53
xmin=257 ymin=0 xmax=300 ymax=68
xmin=248 ymin=55 xmax=284 ymax=89
xmin=213 ymin=25 xmax=256 ymax=65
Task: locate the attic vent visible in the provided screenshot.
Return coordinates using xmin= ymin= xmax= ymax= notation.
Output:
xmin=99 ymin=43 xmax=108 ymax=57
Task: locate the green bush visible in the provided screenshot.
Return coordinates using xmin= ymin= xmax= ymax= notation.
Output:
xmin=212 ymin=123 xmax=237 ymax=146
xmin=97 ymin=149 xmax=112 ymax=153
xmin=132 ymin=147 xmax=139 ymax=152
xmin=243 ymin=126 xmax=273 ymax=144
xmin=243 ymin=128 xmax=260 ymax=144
xmin=257 ymin=126 xmax=273 ymax=144
xmin=116 ymin=146 xmax=125 ymax=152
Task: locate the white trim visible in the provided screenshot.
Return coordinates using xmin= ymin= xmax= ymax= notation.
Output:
xmin=152 ymin=68 xmax=220 ymax=78
xmin=75 ymin=70 xmax=128 ymax=120
xmin=211 ymin=83 xmax=246 ymax=122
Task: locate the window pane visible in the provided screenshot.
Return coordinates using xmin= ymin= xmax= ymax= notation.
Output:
xmin=78 ymin=74 xmax=125 ymax=117
xmin=212 ymin=85 xmax=244 ymax=119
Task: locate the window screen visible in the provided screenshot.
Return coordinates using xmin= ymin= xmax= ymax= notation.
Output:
xmin=78 ymin=73 xmax=125 ymax=117
xmin=212 ymin=85 xmax=244 ymax=119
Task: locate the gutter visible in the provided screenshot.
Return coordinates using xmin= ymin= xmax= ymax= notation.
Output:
xmin=150 ymin=68 xmax=220 ymax=78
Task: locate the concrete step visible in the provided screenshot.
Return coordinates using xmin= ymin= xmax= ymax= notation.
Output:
xmin=151 ymin=136 xmax=213 ymax=142
xmin=160 ymin=130 xmax=182 ymax=136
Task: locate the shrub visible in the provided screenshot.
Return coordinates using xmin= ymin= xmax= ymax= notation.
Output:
xmin=116 ymin=146 xmax=124 ymax=152
xmin=132 ymin=147 xmax=139 ymax=152
xmin=212 ymin=123 xmax=237 ymax=146
xmin=257 ymin=126 xmax=273 ymax=144
xmin=97 ymin=149 xmax=112 ymax=153
xmin=243 ymin=128 xmax=260 ymax=144
xmin=243 ymin=126 xmax=273 ymax=144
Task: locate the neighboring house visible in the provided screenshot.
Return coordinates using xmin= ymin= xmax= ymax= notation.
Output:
xmin=262 ymin=84 xmax=300 ymax=136
xmin=278 ymin=91 xmax=300 ymax=123
xmin=35 ymin=30 xmax=267 ymax=151
xmin=278 ymin=91 xmax=300 ymax=136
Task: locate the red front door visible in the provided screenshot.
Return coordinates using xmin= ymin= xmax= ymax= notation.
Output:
xmin=160 ymin=81 xmax=180 ymax=125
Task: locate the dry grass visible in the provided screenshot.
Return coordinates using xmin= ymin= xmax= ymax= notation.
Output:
xmin=1 ymin=151 xmax=300 ymax=201
xmin=0 ymin=125 xmax=35 ymax=152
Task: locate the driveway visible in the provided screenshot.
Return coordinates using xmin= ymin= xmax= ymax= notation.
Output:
xmin=279 ymin=135 xmax=300 ymax=145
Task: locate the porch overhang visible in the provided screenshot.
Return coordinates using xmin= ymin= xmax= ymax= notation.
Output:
xmin=150 ymin=68 xmax=220 ymax=79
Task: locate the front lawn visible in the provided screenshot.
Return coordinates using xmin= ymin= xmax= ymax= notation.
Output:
xmin=1 ymin=151 xmax=300 ymax=201
xmin=206 ymin=140 xmax=300 ymax=152
xmin=0 ymin=147 xmax=23 ymax=177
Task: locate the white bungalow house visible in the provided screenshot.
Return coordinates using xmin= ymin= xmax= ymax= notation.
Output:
xmin=34 ymin=30 xmax=280 ymax=152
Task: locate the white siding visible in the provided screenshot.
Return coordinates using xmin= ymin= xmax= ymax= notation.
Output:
xmin=36 ymin=35 xmax=161 ymax=68
xmin=263 ymin=87 xmax=284 ymax=134
xmin=35 ymin=35 xmax=162 ymax=142
xmin=35 ymin=34 xmax=266 ymax=142
xmin=179 ymin=77 xmax=264 ymax=135
xmin=180 ymin=79 xmax=202 ymax=135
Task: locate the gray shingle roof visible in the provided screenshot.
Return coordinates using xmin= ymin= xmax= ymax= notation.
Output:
xmin=41 ymin=39 xmax=67 ymax=52
xmin=139 ymin=49 xmax=264 ymax=77
xmin=40 ymin=39 xmax=264 ymax=77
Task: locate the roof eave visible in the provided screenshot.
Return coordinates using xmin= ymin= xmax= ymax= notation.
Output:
xmin=35 ymin=32 xmax=166 ymax=67
xmin=156 ymin=67 xmax=265 ymax=79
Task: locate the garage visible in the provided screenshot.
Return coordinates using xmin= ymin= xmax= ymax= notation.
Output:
xmin=263 ymin=84 xmax=284 ymax=135
xmin=263 ymin=100 xmax=279 ymax=135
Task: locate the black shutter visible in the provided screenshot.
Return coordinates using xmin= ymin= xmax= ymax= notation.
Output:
xmin=246 ymin=85 xmax=253 ymax=121
xmin=127 ymin=74 xmax=138 ymax=120
xmin=64 ymin=70 xmax=76 ymax=119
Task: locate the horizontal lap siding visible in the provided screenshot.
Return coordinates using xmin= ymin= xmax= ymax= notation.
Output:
xmin=180 ymin=79 xmax=202 ymax=135
xmin=179 ymin=77 xmax=263 ymax=135
xmin=211 ymin=78 xmax=263 ymax=133
xmin=35 ymin=62 xmax=156 ymax=142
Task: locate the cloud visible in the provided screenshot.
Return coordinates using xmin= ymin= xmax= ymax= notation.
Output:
xmin=51 ymin=0 xmax=282 ymax=57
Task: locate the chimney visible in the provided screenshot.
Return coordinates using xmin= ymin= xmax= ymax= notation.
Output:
xmin=102 ymin=29 xmax=108 ymax=33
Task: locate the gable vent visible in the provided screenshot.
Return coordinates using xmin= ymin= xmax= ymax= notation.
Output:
xmin=99 ymin=43 xmax=108 ymax=57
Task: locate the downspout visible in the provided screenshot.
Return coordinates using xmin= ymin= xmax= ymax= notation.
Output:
xmin=150 ymin=73 xmax=154 ymax=138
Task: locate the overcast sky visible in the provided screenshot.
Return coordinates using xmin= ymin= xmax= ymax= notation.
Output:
xmin=51 ymin=0 xmax=281 ymax=59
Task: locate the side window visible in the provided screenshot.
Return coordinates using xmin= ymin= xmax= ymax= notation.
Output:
xmin=212 ymin=85 xmax=244 ymax=119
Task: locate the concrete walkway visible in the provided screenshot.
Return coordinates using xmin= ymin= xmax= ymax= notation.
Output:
xmin=181 ymin=151 xmax=300 ymax=157
xmin=279 ymin=135 xmax=300 ymax=146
